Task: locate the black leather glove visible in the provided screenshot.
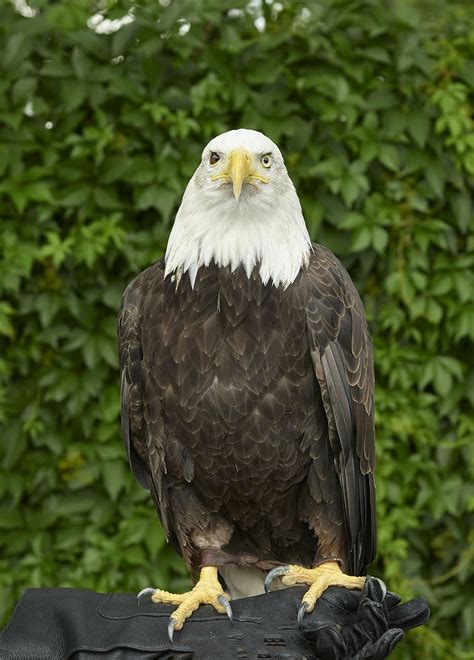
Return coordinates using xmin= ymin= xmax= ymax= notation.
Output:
xmin=0 ymin=581 xmax=429 ymax=659
xmin=302 ymin=577 xmax=430 ymax=659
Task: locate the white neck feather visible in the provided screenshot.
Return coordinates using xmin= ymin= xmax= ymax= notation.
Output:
xmin=165 ymin=178 xmax=311 ymax=289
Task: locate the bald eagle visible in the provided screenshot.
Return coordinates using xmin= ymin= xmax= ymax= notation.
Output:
xmin=118 ymin=129 xmax=376 ymax=638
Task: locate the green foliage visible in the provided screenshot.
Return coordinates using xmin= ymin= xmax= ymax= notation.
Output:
xmin=1 ymin=0 xmax=473 ymax=656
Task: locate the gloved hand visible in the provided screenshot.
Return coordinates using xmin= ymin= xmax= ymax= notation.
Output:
xmin=0 ymin=581 xmax=430 ymax=659
xmin=302 ymin=577 xmax=430 ymax=659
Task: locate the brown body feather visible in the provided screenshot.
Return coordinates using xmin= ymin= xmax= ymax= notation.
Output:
xmin=118 ymin=243 xmax=376 ymax=579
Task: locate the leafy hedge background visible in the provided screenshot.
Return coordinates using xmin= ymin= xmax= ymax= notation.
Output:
xmin=1 ymin=0 xmax=473 ymax=657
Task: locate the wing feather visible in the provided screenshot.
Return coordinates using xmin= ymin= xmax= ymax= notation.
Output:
xmin=118 ymin=281 xmax=149 ymax=490
xmin=305 ymin=243 xmax=376 ymax=575
xmin=118 ymin=261 xmax=172 ymax=540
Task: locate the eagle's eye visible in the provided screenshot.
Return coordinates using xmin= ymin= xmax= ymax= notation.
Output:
xmin=209 ymin=152 xmax=220 ymax=165
xmin=261 ymin=153 xmax=273 ymax=168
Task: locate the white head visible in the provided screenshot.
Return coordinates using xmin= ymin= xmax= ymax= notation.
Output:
xmin=165 ymin=128 xmax=311 ymax=288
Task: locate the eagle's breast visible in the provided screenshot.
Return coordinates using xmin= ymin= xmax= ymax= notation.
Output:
xmin=142 ymin=262 xmax=315 ymax=525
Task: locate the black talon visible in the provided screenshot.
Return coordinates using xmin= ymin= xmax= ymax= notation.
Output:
xmin=218 ymin=595 xmax=234 ymax=624
xmin=168 ymin=618 xmax=176 ymax=643
xmin=264 ymin=565 xmax=290 ymax=593
xmin=136 ymin=587 xmax=155 ymax=605
xmin=297 ymin=601 xmax=308 ymax=628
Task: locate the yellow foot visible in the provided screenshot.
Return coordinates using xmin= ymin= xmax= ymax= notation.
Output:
xmin=137 ymin=566 xmax=232 ymax=641
xmin=264 ymin=561 xmax=366 ymax=625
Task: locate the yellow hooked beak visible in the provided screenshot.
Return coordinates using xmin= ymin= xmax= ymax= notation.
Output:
xmin=211 ymin=148 xmax=269 ymax=200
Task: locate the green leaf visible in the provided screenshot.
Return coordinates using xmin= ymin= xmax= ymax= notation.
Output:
xmin=3 ymin=33 xmax=30 ymax=69
xmin=0 ymin=302 xmax=15 ymax=338
xmin=0 ymin=508 xmax=23 ymax=529
xmin=366 ymin=88 xmax=398 ymax=110
xmin=450 ymin=191 xmax=472 ymax=233
xmin=102 ymin=461 xmax=127 ymax=501
xmin=135 ymin=186 xmax=177 ymax=221
xmin=382 ymin=110 xmax=406 ymax=137
xmin=425 ymin=298 xmax=443 ymax=324
xmin=97 ymin=336 xmax=118 ymax=368
xmin=83 ymin=340 xmax=98 ymax=369
xmin=425 ymin=161 xmax=445 ymax=197
xmin=433 ymin=362 xmax=453 ymax=396
xmin=408 ymin=111 xmax=430 ymax=148
xmin=71 ymin=49 xmax=91 ymax=80
xmin=379 ymin=144 xmax=400 ymax=171
xmin=372 ymin=227 xmax=389 ymax=254
xmin=2 ymin=423 xmax=26 ymax=469
xmin=339 ymin=213 xmax=366 ymax=229
xmin=351 ymin=226 xmax=371 ymax=251
xmin=340 ymin=176 xmax=359 ymax=206
xmin=94 ymin=188 xmax=120 ymax=209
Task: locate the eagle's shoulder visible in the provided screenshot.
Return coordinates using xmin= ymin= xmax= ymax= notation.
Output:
xmin=303 ymin=242 xmax=371 ymax=341
xmin=120 ymin=258 xmax=165 ymax=309
xmin=306 ymin=242 xmax=360 ymax=297
xmin=118 ymin=259 xmax=165 ymax=348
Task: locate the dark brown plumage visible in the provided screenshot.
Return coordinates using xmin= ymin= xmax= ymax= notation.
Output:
xmin=118 ymin=243 xmax=376 ymax=581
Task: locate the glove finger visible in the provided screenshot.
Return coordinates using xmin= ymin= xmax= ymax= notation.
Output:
xmin=388 ymin=597 xmax=430 ymax=631
xmin=385 ymin=591 xmax=401 ymax=607
xmin=338 ymin=588 xmax=389 ymax=652
xmin=356 ymin=597 xmax=388 ymax=640
xmin=364 ymin=577 xmax=387 ymax=603
xmin=371 ymin=628 xmax=404 ymax=659
xmin=367 ymin=598 xmax=388 ymax=632
xmin=350 ymin=628 xmax=404 ymax=660
xmin=343 ymin=620 xmax=371 ymax=654
xmin=358 ymin=580 xmax=389 ymax=625
xmin=313 ymin=625 xmax=347 ymax=660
